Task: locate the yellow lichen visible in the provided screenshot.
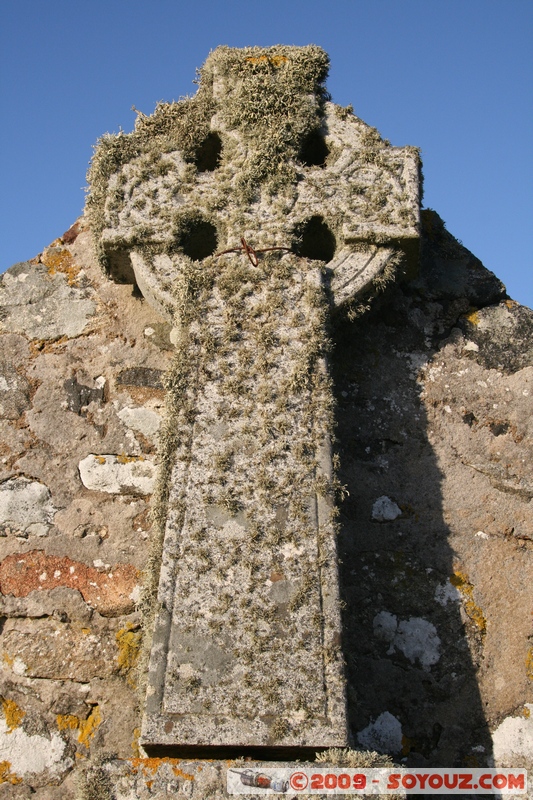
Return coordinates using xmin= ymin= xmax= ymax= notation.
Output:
xmin=172 ymin=766 xmax=195 ymax=780
xmin=116 ymin=623 xmax=142 ymax=673
xmin=525 ymin=647 xmax=533 ymax=680
xmin=0 ymin=697 xmax=25 ymax=731
xmin=131 ymin=726 xmax=141 ymax=757
xmin=96 ymin=456 xmax=106 ymax=464
xmin=2 ymin=653 xmax=14 ymax=668
xmin=0 ymin=761 xmax=22 ymax=785
xmin=130 ymin=757 xmax=194 ymax=782
xmin=117 ymin=453 xmax=145 ymax=464
xmin=464 ymin=309 xmax=480 ymax=325
xmin=56 ymin=705 xmax=102 ymax=748
xmin=78 ymin=706 xmax=102 ymax=747
xmin=450 ymin=570 xmax=487 ymax=632
xmin=41 ymin=246 xmax=81 ymax=286
xmin=56 ymin=713 xmax=79 ymax=731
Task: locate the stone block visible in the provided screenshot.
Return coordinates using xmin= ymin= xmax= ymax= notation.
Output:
xmin=78 ymin=454 xmax=156 ymax=495
xmin=0 ymin=477 xmax=55 ymax=537
xmin=0 ymin=261 xmax=95 ymax=340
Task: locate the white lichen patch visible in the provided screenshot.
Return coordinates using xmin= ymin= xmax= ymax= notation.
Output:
xmin=78 ymin=454 xmax=156 ymax=495
xmin=373 ymin=611 xmax=441 ymax=670
xmin=434 ymin=580 xmax=462 ymax=606
xmin=372 ymin=496 xmax=402 ymax=522
xmin=0 ymin=263 xmax=95 ymax=340
xmin=356 ymin=711 xmax=403 ymax=754
xmin=0 ymin=476 xmax=56 ymax=537
xmin=0 ymin=717 xmax=69 ymax=778
xmin=11 ymin=657 xmax=27 ymax=676
xmin=118 ymin=406 xmax=161 ymax=437
xmin=373 ymin=610 xmax=399 ymax=642
xmin=492 ymin=705 xmax=533 ymax=766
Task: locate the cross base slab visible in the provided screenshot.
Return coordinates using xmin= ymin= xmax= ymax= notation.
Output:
xmin=140 ymin=714 xmax=349 ymax=755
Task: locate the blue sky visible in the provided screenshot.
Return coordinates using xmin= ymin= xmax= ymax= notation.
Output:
xmin=1 ymin=0 xmax=532 ymax=307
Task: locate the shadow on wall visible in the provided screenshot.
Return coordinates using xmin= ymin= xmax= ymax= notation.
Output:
xmin=331 ymin=225 xmax=497 ymax=768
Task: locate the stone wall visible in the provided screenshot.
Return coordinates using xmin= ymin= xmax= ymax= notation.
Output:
xmin=0 ymin=222 xmax=174 ymax=796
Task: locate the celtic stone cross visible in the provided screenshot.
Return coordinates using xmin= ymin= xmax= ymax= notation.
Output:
xmin=88 ymin=45 xmax=420 ymax=755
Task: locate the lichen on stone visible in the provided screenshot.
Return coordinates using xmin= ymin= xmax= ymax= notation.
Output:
xmin=0 ymin=697 xmax=25 ymax=732
xmin=57 ymin=705 xmax=102 ymax=749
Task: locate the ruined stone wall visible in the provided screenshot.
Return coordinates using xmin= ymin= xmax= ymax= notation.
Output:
xmin=0 ymin=222 xmax=175 ymax=796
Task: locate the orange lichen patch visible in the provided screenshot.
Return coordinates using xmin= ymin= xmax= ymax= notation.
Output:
xmin=450 ymin=570 xmax=487 ymax=633
xmin=0 ymin=551 xmax=138 ymax=617
xmin=116 ymin=623 xmax=142 ymax=677
xmin=40 ymin=246 xmax=81 ymax=286
xmin=117 ymin=453 xmax=145 ymax=464
xmin=57 ymin=705 xmax=101 ymax=748
xmin=0 ymin=761 xmax=22 ymax=785
xmin=245 ymin=55 xmax=288 ymax=67
xmin=172 ymin=767 xmax=195 ymax=781
xmin=78 ymin=706 xmax=102 ymax=747
xmin=130 ymin=758 xmax=195 ymax=782
xmin=525 ymin=647 xmax=533 ymax=680
xmin=57 ymin=714 xmax=79 ymax=732
xmin=0 ymin=697 xmax=25 ymax=731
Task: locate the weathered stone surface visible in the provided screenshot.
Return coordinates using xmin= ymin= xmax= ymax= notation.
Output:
xmin=118 ymin=405 xmax=161 ymax=437
xmin=329 ymin=247 xmax=532 ymax=769
xmin=418 ymin=210 xmax=506 ymax=308
xmin=459 ymin=301 xmax=533 ymax=374
xmin=491 ymin=704 xmax=533 ymax=769
xmin=0 ymin=550 xmax=138 ymax=616
xmin=2 ymin=618 xmax=118 ymax=681
xmin=78 ymin=454 xmax=156 ymax=495
xmin=142 ymin=261 xmax=347 ymax=750
xmin=0 ymin=260 xmax=95 ymax=340
xmin=0 ymin=716 xmax=69 ymax=783
xmin=0 ymin=357 xmax=32 ymax=420
xmin=0 ymin=217 xmax=174 ymax=792
xmin=0 ymin=585 xmax=93 ymax=623
xmin=0 ymin=477 xmax=55 ymax=537
xmin=61 ymin=221 xmax=81 ymax=244
xmin=116 ymin=367 xmax=165 ymax=389
xmin=371 ymin=496 xmax=402 ymax=522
